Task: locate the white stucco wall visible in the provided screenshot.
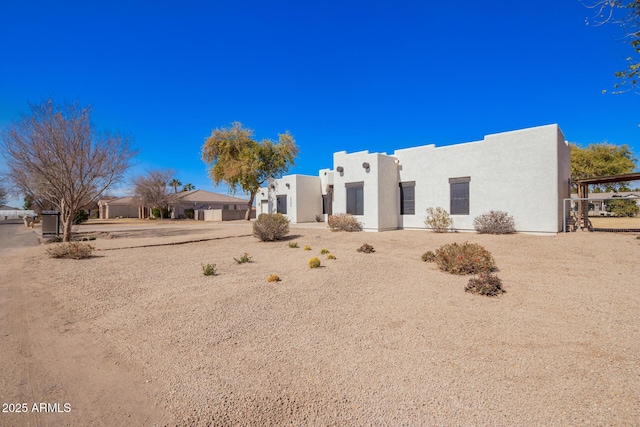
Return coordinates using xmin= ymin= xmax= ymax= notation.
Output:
xmin=256 ymin=174 xmax=322 ymax=223
xmin=266 ymin=124 xmax=569 ymax=233
xmin=394 ymin=124 xmax=567 ymax=233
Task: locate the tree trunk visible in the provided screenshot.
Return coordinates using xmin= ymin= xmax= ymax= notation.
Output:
xmin=62 ymin=217 xmax=73 ymax=242
xmin=245 ymin=192 xmax=256 ymax=220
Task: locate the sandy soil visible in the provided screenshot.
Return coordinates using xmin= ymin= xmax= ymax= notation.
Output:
xmin=1 ymin=220 xmax=639 ymax=426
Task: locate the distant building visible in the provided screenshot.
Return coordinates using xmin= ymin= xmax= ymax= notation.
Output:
xmin=97 ymin=190 xmax=253 ymax=220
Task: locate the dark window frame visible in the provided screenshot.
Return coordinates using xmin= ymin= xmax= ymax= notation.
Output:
xmin=399 ymin=181 xmax=415 ymax=215
xmin=449 ymin=177 xmax=470 ymax=215
xmin=276 ymin=194 xmax=287 ymax=214
xmin=345 ymin=182 xmax=364 ymax=215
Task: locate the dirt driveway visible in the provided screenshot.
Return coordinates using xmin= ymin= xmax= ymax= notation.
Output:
xmin=1 ymin=219 xmax=638 ymax=426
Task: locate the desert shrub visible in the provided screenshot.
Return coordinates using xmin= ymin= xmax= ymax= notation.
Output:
xmin=234 ymin=253 xmax=253 ymax=264
xmin=184 ymin=208 xmax=195 ymax=219
xmin=326 ymin=254 xmax=336 ymax=260
xmin=473 ymin=211 xmax=516 ymax=234
xmin=288 ymin=242 xmax=299 ymax=248
xmin=253 ymin=213 xmax=290 ymax=242
xmin=320 ymin=248 xmax=330 ymax=254
xmin=357 ymin=243 xmax=375 ymax=253
xmin=308 ymin=257 xmax=321 ymax=268
xmin=267 ymin=274 xmax=281 ymax=282
xmin=46 ymin=242 xmax=94 ymax=259
xmin=424 ymin=207 xmax=453 ymax=232
xmin=465 ymin=273 xmax=505 ymax=296
xmin=73 ymin=209 xmax=89 ymax=225
xmin=315 ymin=214 xmax=323 ymax=222
xmin=201 ymin=263 xmax=217 ymax=276
xmin=434 ymin=242 xmax=496 ymax=275
xmin=421 ymin=250 xmax=436 ymax=262
xmin=303 ymin=245 xmax=311 ymax=251
xmin=328 ymin=213 xmax=363 ymax=232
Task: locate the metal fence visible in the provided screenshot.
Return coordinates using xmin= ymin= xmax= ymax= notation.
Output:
xmin=563 ymin=198 xmax=640 ymax=232
xmin=0 ymin=210 xmax=36 ymax=220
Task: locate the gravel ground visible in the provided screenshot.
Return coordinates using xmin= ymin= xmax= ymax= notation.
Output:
xmin=26 ymin=223 xmax=640 ymax=425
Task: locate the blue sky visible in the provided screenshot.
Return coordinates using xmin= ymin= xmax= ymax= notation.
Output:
xmin=1 ymin=0 xmax=638 ymax=206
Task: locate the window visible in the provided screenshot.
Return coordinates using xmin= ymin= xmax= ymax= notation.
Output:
xmin=322 ymin=186 xmax=333 ymax=215
xmin=399 ymin=181 xmax=415 ymax=215
xmin=346 ymin=182 xmax=364 ymax=215
xmin=449 ymin=177 xmax=470 ymax=215
xmin=223 ymin=204 xmax=229 ymax=210
xmin=276 ymin=195 xmax=287 ymax=214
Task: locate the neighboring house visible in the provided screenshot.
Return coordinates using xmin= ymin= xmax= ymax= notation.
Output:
xmin=98 ymin=196 xmax=142 ymax=219
xmin=98 ymin=190 xmax=253 ymax=220
xmin=171 ymin=190 xmax=253 ymax=219
xmin=0 ymin=205 xmax=37 ymax=220
xmin=258 ymin=124 xmax=571 ymax=234
xmin=570 ymin=191 xmax=640 ymax=216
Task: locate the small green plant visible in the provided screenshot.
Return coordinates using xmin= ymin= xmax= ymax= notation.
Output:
xmin=326 ymin=254 xmax=336 ymax=260
xmin=73 ymin=209 xmax=89 ymax=225
xmin=201 ymin=263 xmax=217 ymax=276
xmin=253 ymin=213 xmax=290 ymax=242
xmin=267 ymin=274 xmax=281 ymax=282
xmin=184 ymin=208 xmax=195 ymax=219
xmin=473 ymin=211 xmax=516 ymax=234
xmin=288 ymin=242 xmax=299 ymax=248
xmin=465 ymin=273 xmax=505 ymax=296
xmin=320 ymin=248 xmax=330 ymax=254
xmin=303 ymin=245 xmax=311 ymax=251
xmin=328 ymin=213 xmax=363 ymax=232
xmin=308 ymin=257 xmax=321 ymax=268
xmin=234 ymin=253 xmax=253 ymax=264
xmin=424 ymin=207 xmax=453 ymax=233
xmin=434 ymin=242 xmax=497 ymax=275
xmin=357 ymin=243 xmax=375 ymax=253
xmin=46 ymin=242 xmax=94 ymax=259
xmin=421 ymin=250 xmax=436 ymax=262
xmin=152 ymin=207 xmax=171 ymax=219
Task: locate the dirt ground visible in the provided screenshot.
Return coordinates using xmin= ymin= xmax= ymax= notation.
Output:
xmin=1 ymin=219 xmax=638 ymax=426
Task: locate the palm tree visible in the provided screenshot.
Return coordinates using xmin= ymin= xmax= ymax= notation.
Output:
xmin=182 ymin=183 xmax=195 ymax=191
xmin=169 ymin=178 xmax=182 ymax=194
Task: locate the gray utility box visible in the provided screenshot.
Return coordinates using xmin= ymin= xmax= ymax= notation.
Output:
xmin=41 ymin=210 xmax=60 ymax=236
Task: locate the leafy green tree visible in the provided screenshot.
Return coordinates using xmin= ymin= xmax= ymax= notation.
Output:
xmin=605 ymin=196 xmax=640 ymax=216
xmin=570 ymin=142 xmax=637 ymax=191
xmin=168 ymin=178 xmax=182 ymax=194
xmin=201 ymin=122 xmax=298 ymax=220
xmin=585 ymin=0 xmax=640 ymax=93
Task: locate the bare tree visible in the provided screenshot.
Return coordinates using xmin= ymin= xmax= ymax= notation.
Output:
xmin=0 ymin=99 xmax=136 ymax=241
xmin=132 ymin=169 xmax=176 ymax=219
xmin=0 ymin=184 xmax=8 ymax=206
xmin=585 ymin=0 xmax=640 ymax=93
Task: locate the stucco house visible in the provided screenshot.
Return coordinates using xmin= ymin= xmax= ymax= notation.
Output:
xmin=171 ymin=189 xmax=254 ymax=219
xmin=570 ymin=191 xmax=640 ymax=216
xmin=98 ymin=190 xmax=253 ymax=220
xmin=97 ymin=196 xmax=141 ymax=219
xmin=258 ymin=124 xmax=571 ymax=234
